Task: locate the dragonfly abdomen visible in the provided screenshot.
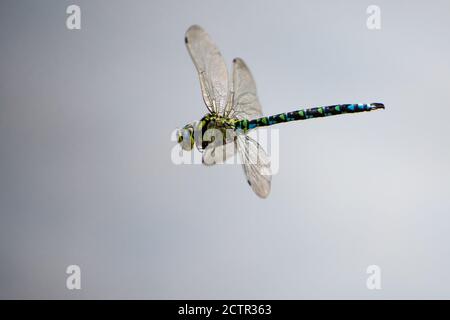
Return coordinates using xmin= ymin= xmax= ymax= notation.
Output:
xmin=234 ymin=103 xmax=384 ymax=132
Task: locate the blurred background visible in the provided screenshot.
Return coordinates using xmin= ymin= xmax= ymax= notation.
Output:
xmin=1 ymin=0 xmax=450 ymax=299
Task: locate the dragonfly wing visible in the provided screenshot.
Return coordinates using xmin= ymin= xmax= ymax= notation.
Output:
xmin=201 ymin=127 xmax=237 ymax=166
xmin=237 ymin=135 xmax=271 ymax=198
xmin=228 ymin=58 xmax=263 ymax=120
xmin=185 ymin=25 xmax=229 ymax=114
xmin=202 ymin=141 xmax=237 ymax=166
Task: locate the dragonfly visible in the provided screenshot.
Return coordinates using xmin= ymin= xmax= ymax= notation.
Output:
xmin=177 ymin=25 xmax=384 ymax=198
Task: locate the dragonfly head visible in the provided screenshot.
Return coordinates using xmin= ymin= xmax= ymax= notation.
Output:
xmin=177 ymin=123 xmax=195 ymax=151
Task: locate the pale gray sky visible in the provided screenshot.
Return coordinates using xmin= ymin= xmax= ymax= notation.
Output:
xmin=1 ymin=0 xmax=450 ymax=298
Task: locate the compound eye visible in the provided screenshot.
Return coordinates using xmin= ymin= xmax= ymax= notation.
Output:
xmin=180 ymin=128 xmax=194 ymax=151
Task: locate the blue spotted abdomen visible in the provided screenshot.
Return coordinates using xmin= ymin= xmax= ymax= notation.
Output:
xmin=234 ymin=103 xmax=384 ymax=132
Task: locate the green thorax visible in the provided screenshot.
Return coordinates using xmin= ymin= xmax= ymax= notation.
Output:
xmin=198 ymin=113 xmax=238 ymax=130
xmin=195 ymin=113 xmax=238 ymax=150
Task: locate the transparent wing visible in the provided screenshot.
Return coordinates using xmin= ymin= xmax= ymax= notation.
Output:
xmin=227 ymin=58 xmax=263 ymax=120
xmin=237 ymin=135 xmax=271 ymax=198
xmin=202 ymin=141 xmax=237 ymax=166
xmin=185 ymin=25 xmax=229 ymax=114
xmin=201 ymin=128 xmax=237 ymax=166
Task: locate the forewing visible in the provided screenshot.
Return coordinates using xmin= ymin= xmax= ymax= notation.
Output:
xmin=185 ymin=25 xmax=229 ymax=114
xmin=237 ymin=135 xmax=271 ymax=198
xmin=228 ymin=58 xmax=263 ymax=120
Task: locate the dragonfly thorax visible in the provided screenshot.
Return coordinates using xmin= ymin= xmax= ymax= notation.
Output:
xmin=195 ymin=114 xmax=237 ymax=151
xmin=177 ymin=114 xmax=237 ymax=152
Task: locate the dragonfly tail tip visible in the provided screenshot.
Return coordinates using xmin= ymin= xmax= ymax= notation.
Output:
xmin=371 ymin=103 xmax=385 ymax=110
